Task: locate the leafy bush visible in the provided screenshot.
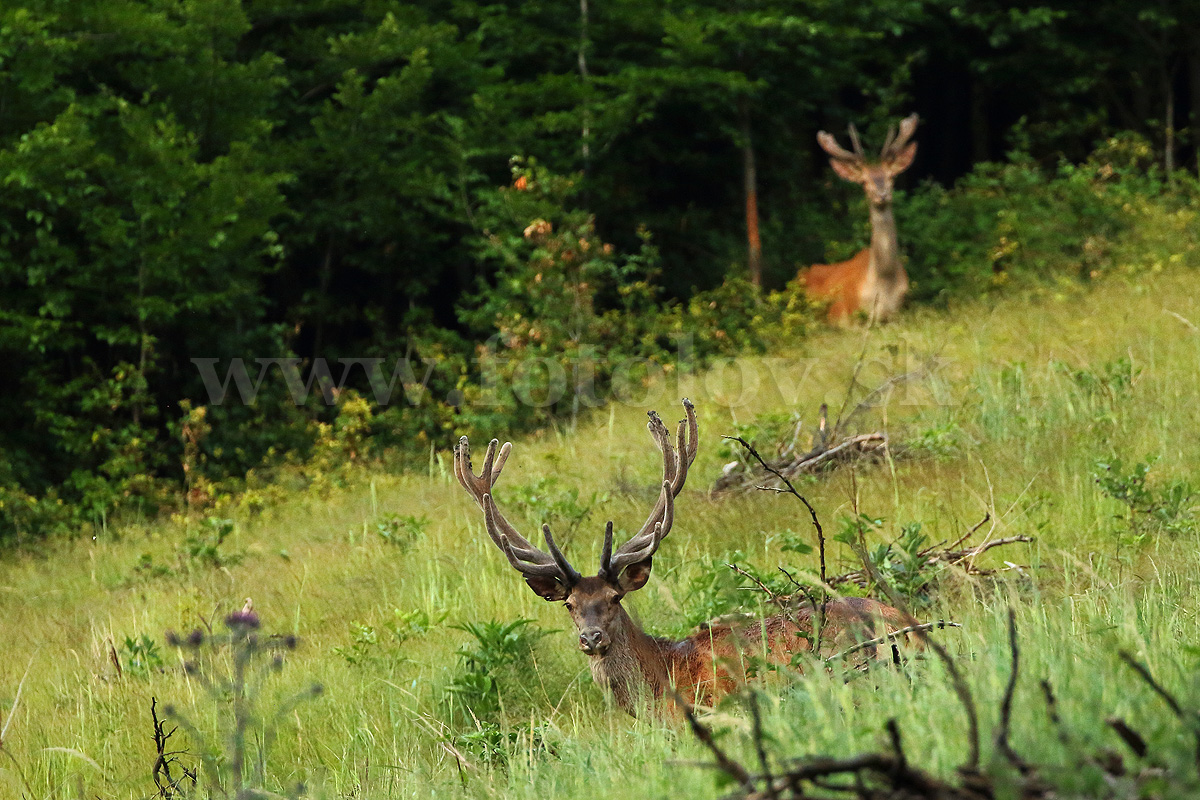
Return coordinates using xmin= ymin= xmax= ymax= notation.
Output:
xmin=444 ymin=618 xmax=550 ymax=721
xmin=120 ymin=634 xmax=164 ymax=678
xmin=181 ymin=517 xmax=240 ymax=570
xmin=1095 ymin=457 xmax=1196 ymax=541
xmin=508 ymin=476 xmax=607 ymax=535
xmin=898 ymin=134 xmax=1196 ymax=303
xmin=333 ymin=609 xmax=442 ymax=666
xmin=373 ymin=513 xmax=429 ymax=551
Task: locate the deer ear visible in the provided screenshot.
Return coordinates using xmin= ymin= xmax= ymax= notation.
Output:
xmin=615 ymin=558 xmax=653 ymax=593
xmin=828 ymin=158 xmax=865 ymax=183
xmin=885 ymin=142 xmax=917 ymax=177
xmin=523 ymin=575 xmax=570 ymax=602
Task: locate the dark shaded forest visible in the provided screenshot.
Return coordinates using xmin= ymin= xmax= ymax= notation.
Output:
xmin=1 ymin=0 xmax=1198 ymax=536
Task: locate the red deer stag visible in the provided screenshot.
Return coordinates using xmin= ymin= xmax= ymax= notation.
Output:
xmin=800 ymin=113 xmax=918 ymax=323
xmin=454 ymin=400 xmax=919 ymax=717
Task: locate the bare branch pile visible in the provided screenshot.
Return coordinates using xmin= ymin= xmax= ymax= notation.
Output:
xmin=827 ymin=514 xmax=1034 ymax=590
xmin=714 ymin=403 xmax=889 ymax=494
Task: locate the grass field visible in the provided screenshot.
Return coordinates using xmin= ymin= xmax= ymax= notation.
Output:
xmin=5 ymin=267 xmax=1200 ymax=798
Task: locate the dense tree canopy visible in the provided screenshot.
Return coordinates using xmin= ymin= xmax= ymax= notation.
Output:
xmin=0 ymin=0 xmax=1197 ymax=535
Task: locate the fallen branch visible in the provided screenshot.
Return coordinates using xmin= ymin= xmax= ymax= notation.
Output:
xmin=715 ymin=430 xmax=889 ymax=494
xmin=828 ymin=534 xmax=1034 ymax=590
xmin=824 ymin=621 xmax=962 ymax=663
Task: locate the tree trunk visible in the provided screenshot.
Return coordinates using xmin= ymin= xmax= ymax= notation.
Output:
xmin=739 ymin=101 xmax=762 ymax=288
xmin=578 ymin=0 xmax=591 ymax=169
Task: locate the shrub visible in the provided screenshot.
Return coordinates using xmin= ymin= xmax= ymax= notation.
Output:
xmin=897 ymin=133 xmax=1197 ymax=303
xmin=443 ymin=618 xmax=550 ymax=721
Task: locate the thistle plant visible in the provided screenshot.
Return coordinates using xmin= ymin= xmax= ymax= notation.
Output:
xmin=163 ymin=603 xmax=322 ymax=799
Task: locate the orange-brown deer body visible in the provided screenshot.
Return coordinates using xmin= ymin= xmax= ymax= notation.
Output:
xmin=454 ymin=401 xmax=918 ymax=717
xmin=801 ymin=114 xmax=918 ymax=323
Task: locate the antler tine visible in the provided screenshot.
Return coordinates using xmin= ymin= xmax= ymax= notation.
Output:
xmin=816 ymin=130 xmax=860 ymax=163
xmin=483 ymin=494 xmax=554 ymax=565
xmin=634 ymin=399 xmax=697 ymax=539
xmin=542 ymin=524 xmax=582 ymax=584
xmin=647 ymin=411 xmax=677 ymax=484
xmin=457 ymin=436 xmax=516 ymax=514
xmin=455 ymin=436 xmax=499 ymax=503
xmin=599 ymin=521 xmax=614 ymax=576
xmin=847 ymin=123 xmax=865 ymax=160
xmin=883 ymin=113 xmax=919 ymax=161
xmin=497 ymin=534 xmax=567 ymax=578
xmin=669 ymin=399 xmax=698 ymax=494
xmin=458 ymin=434 xmax=578 ymax=589
xmin=880 ymin=124 xmax=897 ymax=160
xmin=459 ymin=439 xmax=543 ymax=559
xmin=681 ymin=398 xmax=698 ymax=468
xmin=607 ymin=482 xmax=674 ymax=577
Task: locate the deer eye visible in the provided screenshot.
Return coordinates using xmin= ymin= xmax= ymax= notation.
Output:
xmin=563 ymin=601 xmax=574 ymax=611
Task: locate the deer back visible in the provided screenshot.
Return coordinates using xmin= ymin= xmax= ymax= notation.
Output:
xmin=668 ymin=597 xmax=919 ymax=707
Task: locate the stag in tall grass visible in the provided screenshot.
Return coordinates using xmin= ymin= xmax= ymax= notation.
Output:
xmin=454 ymin=400 xmax=918 ymax=716
xmin=800 ymin=113 xmax=918 ymax=323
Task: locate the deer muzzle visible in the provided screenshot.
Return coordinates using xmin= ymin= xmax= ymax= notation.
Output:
xmin=579 ymin=628 xmax=609 ymax=656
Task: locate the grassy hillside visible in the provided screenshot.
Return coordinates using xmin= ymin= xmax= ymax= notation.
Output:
xmin=5 ymin=268 xmax=1200 ymax=798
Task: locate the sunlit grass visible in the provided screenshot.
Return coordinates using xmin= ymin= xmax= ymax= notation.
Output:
xmin=4 ymin=268 xmax=1200 ymax=797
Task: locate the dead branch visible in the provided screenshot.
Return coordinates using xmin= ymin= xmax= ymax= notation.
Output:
xmin=716 ymin=431 xmax=890 ymax=495
xmin=824 ymin=621 xmax=962 ymax=663
xmin=995 ymin=609 xmax=1032 ymax=775
xmin=723 ymin=435 xmax=827 ymax=586
xmin=834 ymin=358 xmax=942 ymax=438
xmin=727 ymin=563 xmax=786 ymax=606
xmin=828 ymin=534 xmax=1034 ymax=591
xmin=1118 ymin=650 xmax=1200 ymax=767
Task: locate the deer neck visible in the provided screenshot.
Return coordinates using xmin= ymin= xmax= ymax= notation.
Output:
xmin=867 ymin=203 xmax=901 ymax=282
xmin=587 ymin=606 xmax=674 ymax=716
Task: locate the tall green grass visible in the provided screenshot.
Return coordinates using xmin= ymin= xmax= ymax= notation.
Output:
xmin=4 ymin=268 xmax=1200 ymax=797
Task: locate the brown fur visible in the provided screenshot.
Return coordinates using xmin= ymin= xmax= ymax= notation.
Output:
xmin=564 ymin=578 xmax=918 ymax=716
xmin=802 ymin=248 xmax=873 ymax=322
xmin=799 ymin=115 xmax=918 ymax=323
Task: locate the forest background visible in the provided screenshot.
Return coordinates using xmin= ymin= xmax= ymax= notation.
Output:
xmin=2 ymin=0 xmax=1199 ymax=539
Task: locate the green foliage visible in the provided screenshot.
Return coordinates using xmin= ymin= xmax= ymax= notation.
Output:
xmin=1095 ymin=457 xmax=1197 ymax=541
xmin=333 ymin=609 xmax=442 ymax=667
xmin=3 ymin=0 xmax=1200 ymax=541
xmin=679 ymin=552 xmax=751 ymax=631
xmin=332 ymin=623 xmax=378 ymax=667
xmin=181 ymin=517 xmax=240 ymax=570
xmin=460 ymin=158 xmax=672 ymax=426
xmin=120 ymin=634 xmax=164 ymax=678
xmin=373 ymin=513 xmax=429 ymax=551
xmin=905 ymin=420 xmax=967 ymax=460
xmin=1054 ymin=356 xmax=1139 ymax=401
xmin=900 ymin=135 xmax=1199 ymax=304
xmin=444 ymin=618 xmax=550 ymax=721
xmin=865 ymin=522 xmax=939 ymax=603
xmin=508 ymin=476 xmax=608 ymax=535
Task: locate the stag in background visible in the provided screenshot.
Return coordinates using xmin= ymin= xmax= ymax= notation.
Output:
xmin=454 ymin=400 xmax=919 ymax=717
xmin=800 ymin=114 xmax=919 ymax=322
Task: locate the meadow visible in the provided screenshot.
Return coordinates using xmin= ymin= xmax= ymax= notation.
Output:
xmin=5 ymin=265 xmax=1200 ymax=798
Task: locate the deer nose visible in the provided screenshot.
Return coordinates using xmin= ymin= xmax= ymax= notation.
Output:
xmin=579 ymin=629 xmax=607 ymax=655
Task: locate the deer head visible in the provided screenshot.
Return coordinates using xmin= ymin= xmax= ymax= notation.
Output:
xmin=454 ymin=400 xmax=698 ymax=657
xmin=817 ymin=113 xmax=918 ymax=209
